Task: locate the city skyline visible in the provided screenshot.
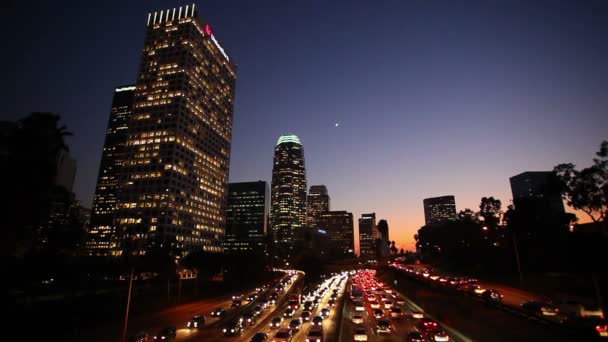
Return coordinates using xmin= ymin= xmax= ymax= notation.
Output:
xmin=5 ymin=0 xmax=608 ymax=252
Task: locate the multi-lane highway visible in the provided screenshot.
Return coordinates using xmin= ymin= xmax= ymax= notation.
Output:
xmin=81 ymin=265 xmax=605 ymax=341
xmin=340 ymin=269 xmax=471 ymax=342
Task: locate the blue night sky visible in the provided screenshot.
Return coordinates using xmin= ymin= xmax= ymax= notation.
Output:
xmin=4 ymin=0 xmax=607 ymax=251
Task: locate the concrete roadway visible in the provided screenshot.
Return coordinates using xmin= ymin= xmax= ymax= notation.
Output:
xmin=380 ymin=269 xmax=592 ymax=341
xmin=339 ymin=274 xmax=471 ymax=342
xmin=241 ymin=273 xmax=347 ymax=342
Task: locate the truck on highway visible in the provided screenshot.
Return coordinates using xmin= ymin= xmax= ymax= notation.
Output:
xmin=288 ymin=294 xmax=300 ymax=309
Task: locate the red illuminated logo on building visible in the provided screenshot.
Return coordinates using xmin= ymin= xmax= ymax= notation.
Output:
xmin=205 ymin=24 xmax=212 ymax=36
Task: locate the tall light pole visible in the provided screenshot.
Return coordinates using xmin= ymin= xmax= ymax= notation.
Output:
xmin=122 ymin=267 xmax=134 ymax=342
xmin=512 ymin=233 xmax=523 ymax=287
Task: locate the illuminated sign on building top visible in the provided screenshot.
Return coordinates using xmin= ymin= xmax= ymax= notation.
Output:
xmin=205 ymin=24 xmax=230 ymax=62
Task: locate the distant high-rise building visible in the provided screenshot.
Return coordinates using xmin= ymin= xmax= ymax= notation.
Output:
xmin=111 ymin=5 xmax=237 ymax=256
xmin=358 ymin=213 xmax=377 ymax=259
xmin=510 ymin=171 xmax=565 ymax=215
xmin=85 ymin=85 xmax=135 ymax=256
xmin=224 ymin=181 xmax=269 ymax=254
xmin=307 ymin=185 xmax=330 ymax=228
xmin=423 ymin=196 xmax=457 ymax=225
xmin=318 ymin=210 xmax=354 ymax=259
xmin=377 ymin=219 xmax=389 ymax=241
xmin=270 ymin=134 xmax=307 ymax=255
xmin=55 ymin=150 xmax=77 ymax=192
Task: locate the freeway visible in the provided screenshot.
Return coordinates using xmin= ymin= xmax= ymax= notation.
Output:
xmin=340 ymin=269 xmax=471 ymax=342
xmin=379 ymin=268 xmax=596 ymax=341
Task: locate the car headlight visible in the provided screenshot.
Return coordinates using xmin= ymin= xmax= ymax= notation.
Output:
xmin=223 ymin=329 xmax=226 ymax=332
xmin=231 ymin=329 xmax=234 ymax=332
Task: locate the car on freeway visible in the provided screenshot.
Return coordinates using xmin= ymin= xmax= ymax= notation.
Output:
xmin=353 ymin=328 xmax=368 ymax=341
xmin=244 ymin=311 xmax=258 ymax=325
xmin=270 ymin=316 xmax=284 ymax=329
xmin=521 ymin=300 xmax=560 ymax=316
xmin=328 ymin=299 xmax=336 ymax=307
xmin=373 ymin=309 xmax=384 ymax=319
xmin=433 ymin=329 xmax=450 ymax=341
xmin=369 ymin=301 xmax=380 ymax=309
xmin=284 ymin=308 xmax=295 ymax=318
xmin=396 ymin=297 xmax=406 ymax=305
xmin=352 ymin=314 xmax=363 ymax=324
xmin=467 ymin=284 xmax=485 ymax=294
xmin=390 ymin=307 xmax=404 ymax=318
xmin=301 ymin=310 xmax=312 ymax=322
xmin=289 ymin=319 xmax=302 ymax=332
xmin=211 ymin=307 xmax=226 ymax=317
xmin=153 ymin=326 xmax=176 ymax=340
xmin=376 ymin=318 xmax=391 ymax=334
xmin=481 ymin=289 xmax=503 ymax=303
xmin=384 ymin=301 xmax=393 ymax=309
xmin=417 ymin=318 xmax=439 ymax=335
xmin=354 ymin=300 xmax=365 ymax=312
xmin=597 ymin=323 xmax=608 ymax=337
xmin=273 ymin=328 xmax=293 ymax=342
xmin=253 ymin=305 xmax=264 ymax=315
xmin=411 ymin=310 xmax=424 ymax=319
xmin=130 ymin=332 xmax=148 ymax=342
xmin=304 ymin=301 xmax=314 ymax=311
xmin=247 ymin=294 xmax=258 ymax=302
xmin=405 ymin=331 xmax=425 ymax=342
xmin=251 ymin=332 xmax=269 ymax=342
xmin=312 ymin=316 xmax=324 ymax=326
xmin=186 ymin=315 xmax=205 ymax=329
xmin=222 ymin=320 xmax=244 ymax=336
xmin=306 ymin=325 xmax=324 ymax=342
xmin=320 ymin=308 xmax=331 ymax=319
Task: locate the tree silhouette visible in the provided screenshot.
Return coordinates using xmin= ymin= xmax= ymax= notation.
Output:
xmin=4 ymin=113 xmax=73 ymax=257
xmin=554 ymin=140 xmax=608 ymax=224
xmin=478 ymin=197 xmax=502 ymax=227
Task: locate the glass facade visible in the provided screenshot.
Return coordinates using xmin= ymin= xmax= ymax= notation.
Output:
xmin=224 ymin=181 xmax=269 ymax=254
xmin=423 ymin=195 xmax=457 ymax=225
xmin=270 ymin=134 xmax=307 ymax=254
xmin=306 ymin=185 xmax=330 ymax=229
xmin=358 ymin=212 xmax=377 ymax=259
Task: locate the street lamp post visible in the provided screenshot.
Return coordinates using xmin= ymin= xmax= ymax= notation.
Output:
xmin=512 ymin=233 xmax=523 ymax=287
xmin=121 ymin=267 xmax=134 ymax=342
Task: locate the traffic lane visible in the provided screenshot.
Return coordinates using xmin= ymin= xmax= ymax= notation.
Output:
xmin=79 ymin=294 xmax=230 ymax=342
xmin=341 ymin=279 xmax=377 ymax=342
xmin=238 ymin=272 xmax=305 ymax=342
xmin=291 ymin=275 xmax=345 ymax=342
xmin=382 ymin=270 xmax=577 ymax=342
xmin=180 ymin=273 xmax=297 ymax=341
xmin=479 ymin=282 xmax=545 ymax=307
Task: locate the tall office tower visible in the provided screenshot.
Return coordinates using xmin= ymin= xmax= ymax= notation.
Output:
xmin=423 ymin=195 xmax=457 ymax=225
xmin=318 ymin=211 xmax=354 ymax=259
xmin=85 ymin=85 xmax=135 ymax=256
xmin=270 ymin=134 xmax=307 ymax=255
xmin=224 ymin=181 xmax=269 ymax=254
xmin=510 ymin=171 xmax=565 ymax=215
xmin=112 ymin=4 xmax=237 ymax=256
xmin=358 ymin=212 xmax=377 ymax=259
xmin=377 ymin=219 xmax=389 ymax=241
xmin=306 ymin=185 xmax=330 ymax=228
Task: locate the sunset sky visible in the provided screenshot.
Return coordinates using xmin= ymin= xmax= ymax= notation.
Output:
xmin=4 ymin=0 xmax=607 ymax=253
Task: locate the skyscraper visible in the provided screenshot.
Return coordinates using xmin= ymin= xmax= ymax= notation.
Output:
xmin=318 ymin=210 xmax=354 ymax=259
xmin=270 ymin=134 xmax=307 ymax=255
xmin=85 ymin=85 xmax=135 ymax=256
xmin=111 ymin=5 xmax=237 ymax=255
xmin=510 ymin=171 xmax=565 ymax=215
xmin=307 ymin=185 xmax=330 ymax=228
xmin=358 ymin=212 xmax=377 ymax=259
xmin=423 ymin=195 xmax=457 ymax=225
xmin=224 ymin=181 xmax=269 ymax=254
